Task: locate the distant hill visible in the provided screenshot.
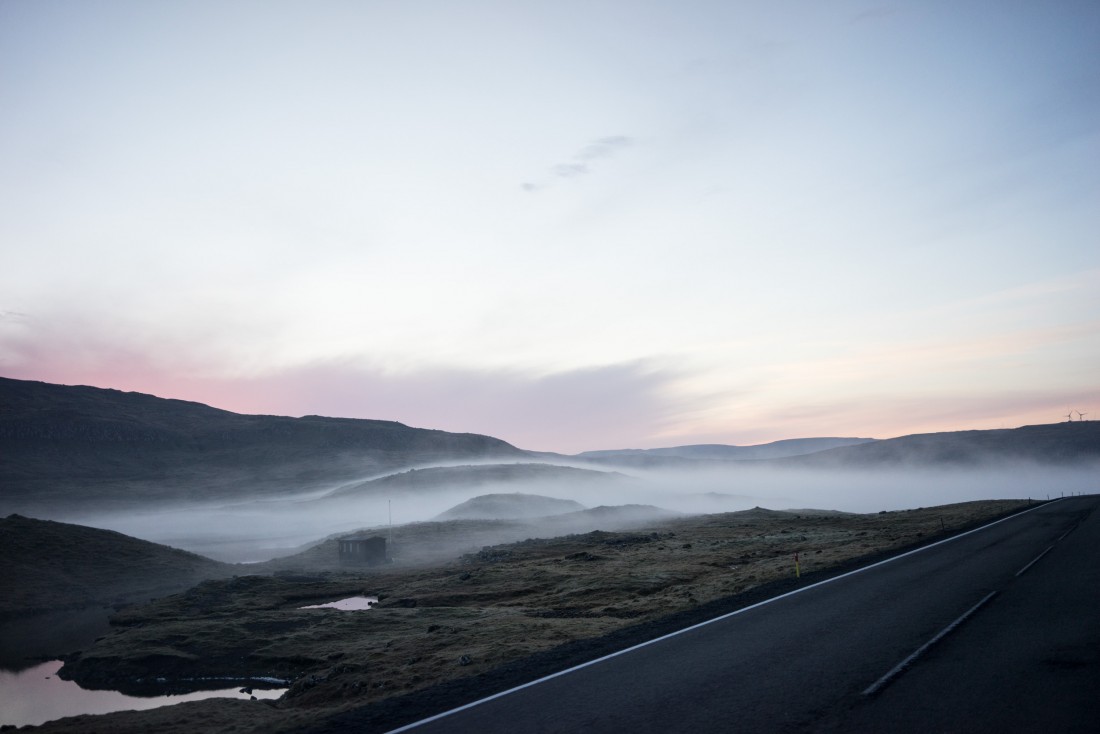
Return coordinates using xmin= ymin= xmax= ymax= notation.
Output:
xmin=573 ymin=437 xmax=875 ymax=470
xmin=265 ymin=503 xmax=681 ymax=570
xmin=570 ymin=453 xmax=719 ymax=471
xmin=0 ymin=514 xmax=232 ymax=618
xmin=0 ymin=377 xmax=529 ymax=512
xmin=577 ymin=438 xmax=876 ymax=461
xmin=322 ymin=462 xmax=629 ymax=501
xmin=550 ymin=504 xmax=680 ymax=526
xmin=776 ymin=423 xmax=1100 ymax=467
xmin=434 ymin=493 xmax=586 ymax=521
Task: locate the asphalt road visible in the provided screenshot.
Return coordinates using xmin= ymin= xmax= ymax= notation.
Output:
xmin=383 ymin=496 xmax=1099 ymax=733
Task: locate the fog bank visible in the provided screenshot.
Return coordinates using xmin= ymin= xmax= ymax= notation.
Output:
xmin=58 ymin=461 xmax=1098 ymax=563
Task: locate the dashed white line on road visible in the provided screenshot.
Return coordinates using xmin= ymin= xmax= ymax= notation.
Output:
xmin=862 ymin=591 xmax=999 ymax=696
xmin=1016 ymin=546 xmax=1053 ymax=577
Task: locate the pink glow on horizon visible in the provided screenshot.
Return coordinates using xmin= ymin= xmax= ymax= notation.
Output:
xmin=3 ymin=358 xmax=1091 ymax=454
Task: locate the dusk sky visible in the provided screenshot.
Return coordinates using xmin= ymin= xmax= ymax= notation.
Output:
xmin=2 ymin=1 xmax=1098 ymax=453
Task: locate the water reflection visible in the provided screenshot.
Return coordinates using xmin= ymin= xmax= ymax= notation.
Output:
xmin=299 ymin=595 xmax=378 ymax=610
xmin=0 ymin=660 xmax=285 ymax=728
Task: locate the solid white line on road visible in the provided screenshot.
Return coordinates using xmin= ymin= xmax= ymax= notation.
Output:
xmin=1016 ymin=546 xmax=1053 ymax=577
xmin=862 ymin=590 xmax=999 ymax=696
xmin=384 ymin=500 xmax=1061 ymax=733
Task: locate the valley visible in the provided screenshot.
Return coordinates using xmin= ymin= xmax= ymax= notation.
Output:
xmin=6 ymin=500 xmax=1033 ymax=733
xmin=1 ymin=378 xmax=1096 ymax=732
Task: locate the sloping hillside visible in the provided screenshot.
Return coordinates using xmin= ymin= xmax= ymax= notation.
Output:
xmin=323 ymin=463 xmax=629 ymax=500
xmin=573 ymin=438 xmax=875 ymax=470
xmin=262 ymin=503 xmax=681 ymax=570
xmin=0 ymin=377 xmax=528 ymax=512
xmin=779 ymin=423 xmax=1100 ymax=467
xmin=0 ymin=514 xmax=232 ymax=617
xmin=434 ymin=493 xmax=586 ymax=520
xmin=578 ymin=437 xmax=874 ymax=462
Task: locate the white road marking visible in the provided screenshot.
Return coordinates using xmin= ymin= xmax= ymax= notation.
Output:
xmin=862 ymin=590 xmax=999 ymax=696
xmin=385 ymin=499 xmax=1059 ymax=733
xmin=1015 ymin=546 xmax=1053 ymax=577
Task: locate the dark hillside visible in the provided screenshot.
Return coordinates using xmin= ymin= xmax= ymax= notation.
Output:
xmin=573 ymin=438 xmax=876 ymax=470
xmin=777 ymin=423 xmax=1100 ymax=467
xmin=0 ymin=514 xmax=232 ymax=618
xmin=0 ymin=377 xmax=529 ymax=512
xmin=434 ymin=493 xmax=587 ymax=520
xmin=577 ymin=437 xmax=874 ymax=463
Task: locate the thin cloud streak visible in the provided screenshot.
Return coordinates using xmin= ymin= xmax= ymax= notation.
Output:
xmin=522 ymin=135 xmax=634 ymax=192
xmin=2 ymin=310 xmax=1094 ymax=452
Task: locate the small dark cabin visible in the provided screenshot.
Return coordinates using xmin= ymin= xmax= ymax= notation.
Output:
xmin=338 ymin=535 xmax=387 ymax=566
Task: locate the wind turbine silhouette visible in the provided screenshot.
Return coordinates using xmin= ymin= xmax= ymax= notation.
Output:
xmin=1078 ymin=410 xmax=1088 ymax=421
xmin=1065 ymin=410 xmax=1074 ymax=422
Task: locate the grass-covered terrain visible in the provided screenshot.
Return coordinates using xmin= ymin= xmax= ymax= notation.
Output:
xmin=0 ymin=515 xmax=233 ymax=618
xmin=28 ymin=499 xmax=1032 ymax=734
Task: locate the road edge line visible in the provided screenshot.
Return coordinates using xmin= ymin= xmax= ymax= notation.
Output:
xmin=385 ymin=499 xmax=1057 ymax=733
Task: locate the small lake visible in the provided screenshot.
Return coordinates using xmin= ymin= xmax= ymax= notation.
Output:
xmin=0 ymin=609 xmax=286 ymax=728
xmin=0 ymin=597 xmax=376 ymax=727
xmin=0 ymin=660 xmax=285 ymax=728
xmin=299 ymin=595 xmax=378 ymax=610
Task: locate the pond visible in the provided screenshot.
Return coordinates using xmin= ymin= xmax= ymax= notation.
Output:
xmin=299 ymin=595 xmax=378 ymax=610
xmin=0 ymin=660 xmax=285 ymax=728
xmin=0 ymin=609 xmax=288 ymax=728
xmin=0 ymin=595 xmax=379 ymax=727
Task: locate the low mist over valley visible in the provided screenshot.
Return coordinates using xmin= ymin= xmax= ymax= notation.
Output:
xmin=1 ymin=377 xmax=1097 ymax=733
xmin=4 ymin=4 xmax=1097 ymax=729
xmin=2 ymin=377 xmax=1097 ymax=562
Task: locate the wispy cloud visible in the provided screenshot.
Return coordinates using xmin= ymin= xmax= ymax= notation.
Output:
xmin=521 ymin=135 xmax=633 ymax=192
xmin=575 ymin=135 xmax=633 ymax=161
xmin=552 ymin=163 xmax=590 ymax=178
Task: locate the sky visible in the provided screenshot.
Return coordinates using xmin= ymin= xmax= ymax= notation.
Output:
xmin=1 ymin=0 xmax=1098 ymax=453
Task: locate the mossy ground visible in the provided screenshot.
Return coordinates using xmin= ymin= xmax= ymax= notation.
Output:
xmin=31 ymin=500 xmax=1031 ymax=733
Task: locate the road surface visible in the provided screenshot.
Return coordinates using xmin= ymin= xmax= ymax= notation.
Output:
xmin=363 ymin=496 xmax=1100 ymax=733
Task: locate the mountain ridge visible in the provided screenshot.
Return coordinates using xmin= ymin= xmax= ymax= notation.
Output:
xmin=574 ymin=437 xmax=876 ymax=465
xmin=0 ymin=376 xmax=528 ymax=513
xmin=3 ymin=377 xmax=1095 ymax=518
xmin=774 ymin=422 xmax=1100 ymax=467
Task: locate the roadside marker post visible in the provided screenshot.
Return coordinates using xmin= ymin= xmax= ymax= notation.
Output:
xmin=794 ymin=552 xmax=801 ymax=579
